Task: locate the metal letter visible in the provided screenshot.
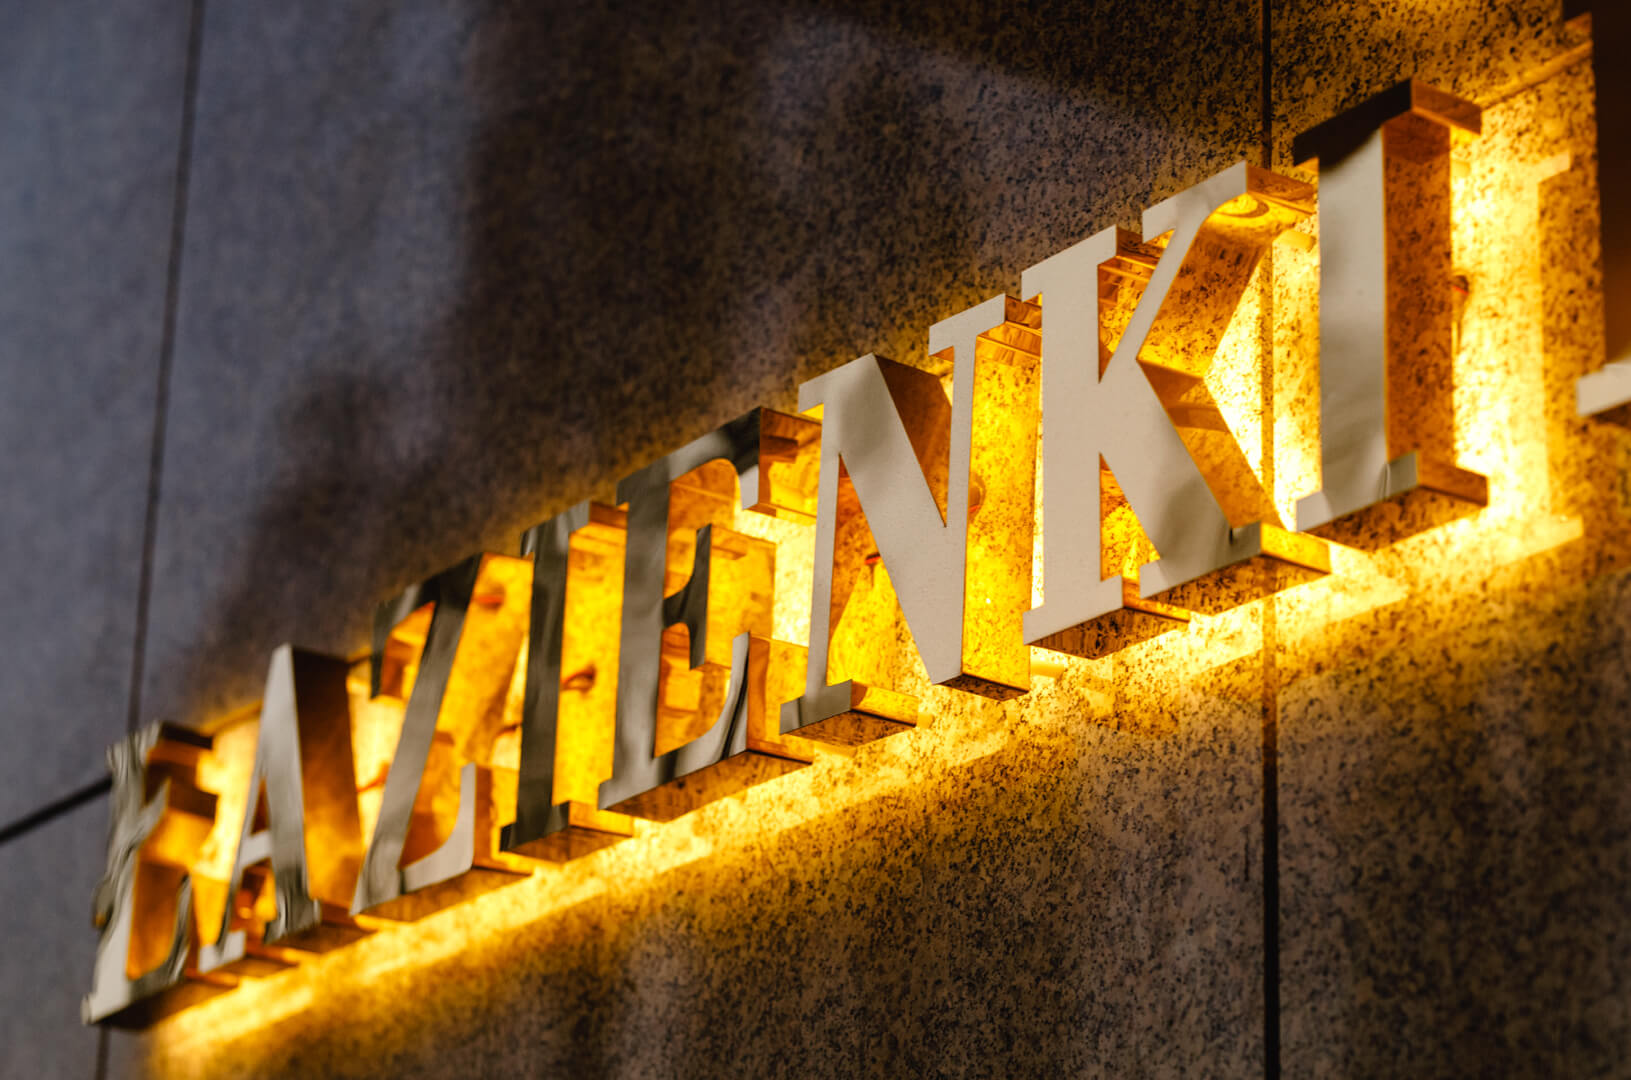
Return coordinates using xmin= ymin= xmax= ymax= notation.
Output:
xmin=197 ymin=646 xmax=367 ymax=976
xmin=1023 ymin=163 xmax=1328 ymax=657
xmin=1292 ymin=81 xmax=1489 ymax=544
xmin=83 ymin=724 xmax=231 ymax=1027
xmin=500 ymin=501 xmax=635 ymax=860
xmin=781 ymin=294 xmax=1042 ymax=743
xmin=598 ymin=408 xmax=817 ymax=820
xmin=352 ymin=553 xmax=530 ymax=919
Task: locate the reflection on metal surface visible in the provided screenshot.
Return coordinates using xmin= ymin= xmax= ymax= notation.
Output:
xmin=600 ymin=409 xmax=815 ymax=818
xmin=1023 ymin=162 xmax=1327 ymax=656
xmin=749 ymin=409 xmax=824 ymax=523
xmin=83 ymin=724 xmax=232 ymax=1027
xmin=781 ymin=296 xmax=1041 ymax=742
xmin=84 ymin=63 xmax=1585 ymax=1033
xmin=1570 ymin=6 xmax=1631 ymax=420
xmin=352 ymin=553 xmax=530 ymax=920
xmin=196 ymin=647 xmax=368 ymax=975
xmin=501 ymin=501 xmax=634 ymax=860
xmin=1292 ymin=81 xmax=1489 ymax=546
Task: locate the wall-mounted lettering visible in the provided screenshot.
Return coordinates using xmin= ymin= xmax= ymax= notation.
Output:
xmin=84 ymin=71 xmax=1618 ymax=1026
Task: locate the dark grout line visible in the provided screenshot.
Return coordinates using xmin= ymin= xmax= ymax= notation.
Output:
xmin=125 ymin=0 xmax=208 ymax=738
xmin=1260 ymin=0 xmax=1274 ymax=170
xmin=1261 ymin=600 xmax=1282 ymax=1080
xmin=1260 ymin=4 xmax=1281 ymax=1079
xmin=0 ymin=775 xmax=111 ymax=849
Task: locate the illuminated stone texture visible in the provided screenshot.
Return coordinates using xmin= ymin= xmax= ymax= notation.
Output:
xmin=103 ymin=0 xmax=1270 ymax=1075
xmin=1270 ymin=0 xmax=1573 ymax=174
xmin=1272 ymin=8 xmax=1631 ymax=1075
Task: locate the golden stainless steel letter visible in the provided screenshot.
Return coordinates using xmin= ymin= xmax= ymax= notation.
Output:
xmin=598 ymin=409 xmax=814 ymax=820
xmin=501 ymin=501 xmax=635 ymax=859
xmin=83 ymin=724 xmax=229 ymax=1027
xmin=1023 ymin=162 xmax=1327 ymax=656
xmin=352 ymin=553 xmax=529 ymax=919
xmin=197 ymin=646 xmax=367 ymax=975
xmin=1292 ymin=82 xmax=1488 ymax=544
xmin=782 ymin=293 xmax=1041 ymax=742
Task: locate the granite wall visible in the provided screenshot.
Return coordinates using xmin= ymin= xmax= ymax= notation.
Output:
xmin=1 ymin=1 xmax=1624 ymax=1077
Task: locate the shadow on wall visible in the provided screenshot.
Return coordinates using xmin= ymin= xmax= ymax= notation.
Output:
xmin=137 ymin=1 xmax=1266 ymax=1072
xmin=163 ymin=0 xmax=1252 ymax=729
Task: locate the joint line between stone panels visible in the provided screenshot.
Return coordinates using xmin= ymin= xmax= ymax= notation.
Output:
xmin=1261 ymin=597 xmax=1281 ymax=1080
xmin=126 ymin=0 xmax=208 ymax=738
xmin=1258 ymin=1 xmax=1281 ymax=1076
xmin=0 ymin=776 xmax=113 ymax=850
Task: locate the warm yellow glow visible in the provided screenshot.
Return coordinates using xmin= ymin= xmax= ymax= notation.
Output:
xmin=137 ymin=54 xmax=1604 ymax=1072
xmin=190 ymin=719 xmax=258 ymax=885
xmin=958 ymin=297 xmax=1041 ymax=694
xmin=1207 ymin=258 xmax=1270 ymax=516
xmin=658 ymin=461 xmax=775 ymax=753
xmin=152 ymin=627 xmax=1113 ymax=1060
xmin=547 ymin=503 xmax=624 ymax=814
xmin=753 ymin=409 xmax=823 ymax=522
xmin=348 ymin=690 xmax=405 ymax=846
xmin=1275 ymin=80 xmax=1586 ymax=648
xmin=1271 ymin=214 xmax=1322 ymax=531
xmin=731 ymin=506 xmax=814 ymax=647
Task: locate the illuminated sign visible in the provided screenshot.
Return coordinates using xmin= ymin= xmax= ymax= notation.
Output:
xmin=81 ymin=75 xmax=1618 ymax=1029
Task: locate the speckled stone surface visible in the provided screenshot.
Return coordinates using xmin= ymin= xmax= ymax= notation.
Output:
xmin=120 ymin=652 xmax=1267 ymax=1078
xmin=0 ymin=0 xmax=192 ymax=826
xmin=1270 ymin=0 xmax=1571 ymax=171
xmin=139 ymin=0 xmax=1262 ymax=730
xmin=0 ymin=798 xmax=110 ymax=1079
xmin=1272 ymin=6 xmax=1631 ymax=1075
xmin=111 ymin=4 xmax=1271 ymax=1074
xmin=1279 ymin=565 xmax=1631 ymax=1077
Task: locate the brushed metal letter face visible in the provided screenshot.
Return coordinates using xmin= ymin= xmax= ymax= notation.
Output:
xmin=352 ymin=553 xmax=530 ymax=920
xmin=1292 ymin=81 xmax=1489 ymax=545
xmin=197 ymin=646 xmax=367 ymax=976
xmin=780 ymin=294 xmax=1041 ymax=744
xmin=501 ymin=501 xmax=634 ymax=860
xmin=598 ymin=409 xmax=813 ymax=820
xmin=83 ymin=724 xmax=227 ymax=1028
xmin=1023 ymin=162 xmax=1328 ymax=653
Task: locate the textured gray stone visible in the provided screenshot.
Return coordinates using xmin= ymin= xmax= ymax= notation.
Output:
xmin=140 ymin=0 xmax=1262 ymax=730
xmin=1279 ymin=563 xmax=1631 ymax=1076
xmin=0 ymin=0 xmax=193 ymax=827
xmin=0 ymin=798 xmax=110 ymax=1079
